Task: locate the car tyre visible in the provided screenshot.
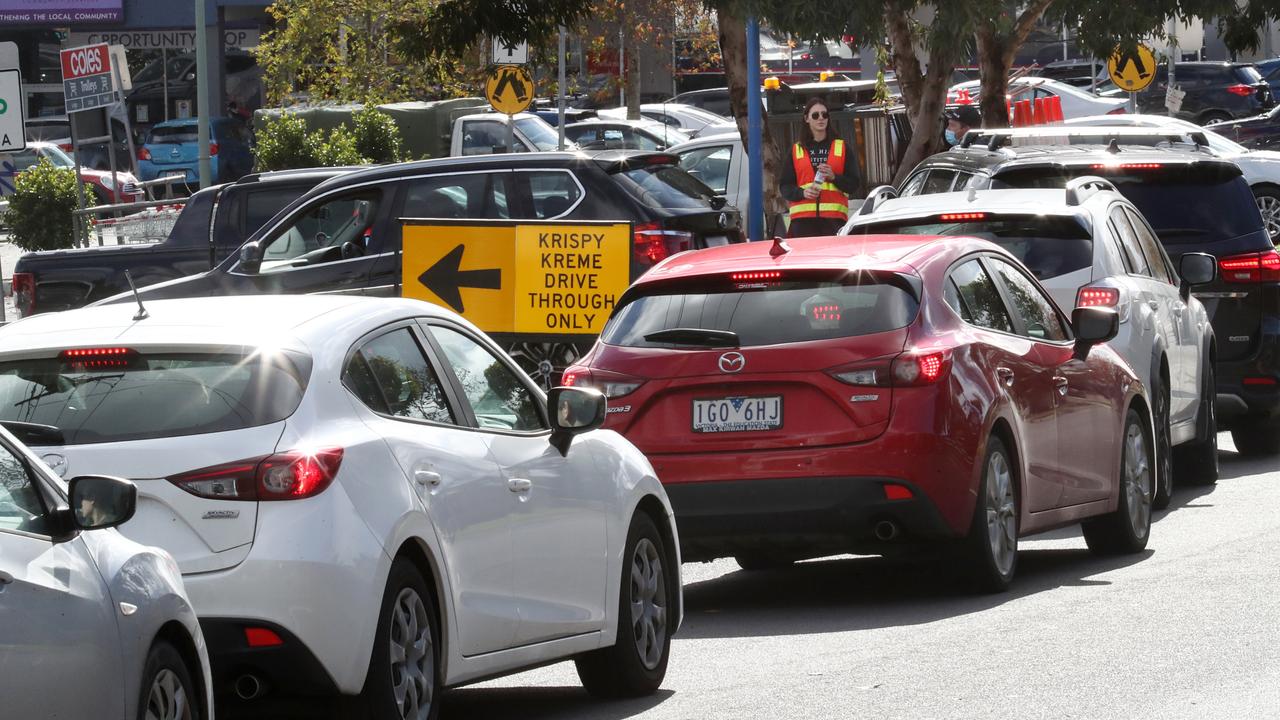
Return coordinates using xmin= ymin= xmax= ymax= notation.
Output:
xmin=137 ymin=639 xmax=199 ymax=720
xmin=963 ymin=436 xmax=1018 ymax=593
xmin=1083 ymin=407 xmax=1153 ymax=555
xmin=1151 ymin=378 xmax=1174 ymax=510
xmin=1252 ymin=185 xmax=1280 ymax=241
xmin=356 ymin=558 xmax=441 ymax=720
xmin=1174 ymin=360 xmax=1219 ymax=486
xmin=1199 ymin=111 xmax=1233 ymax=126
xmin=1231 ymin=418 xmax=1280 ymax=456
xmin=575 ymin=512 xmax=672 ymax=698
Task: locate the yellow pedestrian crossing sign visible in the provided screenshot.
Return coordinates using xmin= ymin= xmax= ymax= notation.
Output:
xmin=1108 ymin=44 xmax=1157 ymax=92
xmin=486 ymin=65 xmax=534 ymax=115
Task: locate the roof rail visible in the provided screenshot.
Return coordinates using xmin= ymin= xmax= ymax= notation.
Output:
xmin=857 ymin=185 xmax=898 ymax=216
xmin=1065 ymin=175 xmax=1118 ymax=207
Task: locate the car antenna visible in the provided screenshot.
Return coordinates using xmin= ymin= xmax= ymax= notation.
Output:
xmin=124 ymin=269 xmax=149 ymax=321
xmin=769 ymin=236 xmax=791 ymax=257
xmin=1106 ymin=138 xmax=1122 ymax=154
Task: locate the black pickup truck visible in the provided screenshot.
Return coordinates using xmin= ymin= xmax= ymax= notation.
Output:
xmin=11 ymin=167 xmax=358 ymax=317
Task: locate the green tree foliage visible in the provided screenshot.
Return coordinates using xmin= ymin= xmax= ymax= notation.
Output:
xmin=7 ymin=160 xmax=90 ymax=251
xmin=255 ymin=112 xmax=391 ymax=170
xmin=396 ymin=0 xmax=592 ymax=55
xmin=253 ymin=113 xmax=318 ymax=170
xmin=316 ymin=126 xmax=366 ymax=166
xmin=352 ymin=107 xmax=406 ymax=163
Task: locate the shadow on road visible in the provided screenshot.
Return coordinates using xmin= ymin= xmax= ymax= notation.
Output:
xmin=1217 ymin=447 xmax=1276 ymax=481
xmin=223 ymin=687 xmax=673 ymax=720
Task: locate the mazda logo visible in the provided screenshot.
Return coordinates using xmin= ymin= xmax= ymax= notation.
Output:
xmin=41 ymin=453 xmax=68 ymax=478
xmin=718 ymin=352 xmax=745 ymax=373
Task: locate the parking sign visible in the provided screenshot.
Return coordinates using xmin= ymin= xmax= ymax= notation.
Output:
xmin=61 ymin=43 xmax=116 ymax=113
xmin=0 ymin=69 xmax=24 ymax=151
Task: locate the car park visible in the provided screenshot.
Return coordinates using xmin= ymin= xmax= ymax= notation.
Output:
xmin=599 ymin=103 xmax=737 ymax=137
xmin=843 ymin=181 xmax=1220 ymax=499
xmin=2 ymin=141 xmax=143 ymax=204
xmin=896 ymin=135 xmax=1280 ymax=456
xmin=1204 ymin=103 xmax=1280 ymax=151
xmin=564 ymin=234 xmax=1153 ymax=591
xmin=947 ymin=76 xmax=1129 ymax=119
xmin=0 ymin=294 xmax=682 ymax=713
xmin=12 ymin=166 xmax=358 ymax=317
xmin=1066 ymin=113 xmax=1280 ymax=240
xmin=670 ymin=88 xmax=733 ymax=117
xmin=0 ymin=426 xmax=214 ymax=720
xmin=1097 ymin=61 xmax=1274 ymax=124
xmin=564 ymin=119 xmax=691 ymax=150
xmin=137 ymin=117 xmax=254 ymax=185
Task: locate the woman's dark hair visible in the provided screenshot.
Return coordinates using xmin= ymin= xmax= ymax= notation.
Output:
xmin=801 ymin=96 xmax=839 ymax=144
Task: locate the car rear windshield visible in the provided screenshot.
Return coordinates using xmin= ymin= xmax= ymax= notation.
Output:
xmin=1235 ymin=65 xmax=1264 ymax=84
xmin=990 ymin=165 xmax=1263 ymax=243
xmin=0 ymin=350 xmax=307 ymax=445
xmin=613 ymin=164 xmax=717 ymax=210
xmin=850 ymin=215 xmax=1094 ymax=280
xmin=148 ymin=126 xmax=199 ymax=144
xmin=602 ymin=275 xmax=919 ymax=348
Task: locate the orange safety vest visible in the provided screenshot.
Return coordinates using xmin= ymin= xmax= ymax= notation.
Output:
xmin=789 ymin=139 xmax=849 ymax=222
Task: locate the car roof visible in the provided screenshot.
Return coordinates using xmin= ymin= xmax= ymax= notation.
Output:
xmin=852 ymin=189 xmax=1100 ymax=224
xmin=0 ymin=295 xmax=453 ymax=355
xmin=235 ymin=165 xmax=366 ymax=186
xmin=916 ymin=143 xmax=1234 ymax=174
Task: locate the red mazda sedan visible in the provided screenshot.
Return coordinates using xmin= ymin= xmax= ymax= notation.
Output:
xmin=564 ymin=234 xmax=1155 ymax=590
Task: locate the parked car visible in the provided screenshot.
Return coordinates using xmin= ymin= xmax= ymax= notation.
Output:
xmin=564 ymin=119 xmax=691 ymax=150
xmin=0 ymin=294 xmax=682 ymax=713
xmin=530 ymin=105 xmax=598 ymax=126
xmin=947 ymin=77 xmax=1129 ymax=119
xmin=598 ymin=103 xmax=736 ymax=137
xmin=1255 ymin=57 xmax=1280 ymax=96
xmin=1033 ymin=59 xmax=1108 ymax=88
xmin=137 ymin=117 xmax=254 ymax=185
xmin=843 ymin=182 xmax=1220 ymax=499
xmin=1 ymin=141 xmax=142 ymax=204
xmin=1066 ymin=113 xmax=1280 ymax=241
xmin=565 ymin=234 xmax=1153 ymax=590
xmin=1097 ymin=62 xmax=1274 ymax=125
xmin=670 ymin=88 xmax=733 ymax=118
xmin=25 ymin=114 xmax=134 ymax=172
xmin=0 ymin=426 xmax=214 ymax=720
xmin=897 ymin=139 xmax=1280 ymax=455
xmin=452 ymin=111 xmax=567 ymax=155
xmin=12 ymin=166 xmax=357 ymax=317
xmin=1204 ymin=103 xmax=1280 ymax=151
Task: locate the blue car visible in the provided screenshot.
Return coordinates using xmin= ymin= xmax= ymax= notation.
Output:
xmin=136 ymin=118 xmax=253 ymax=185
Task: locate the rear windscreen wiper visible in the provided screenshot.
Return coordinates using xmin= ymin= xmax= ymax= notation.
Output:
xmin=643 ymin=328 xmax=740 ymax=347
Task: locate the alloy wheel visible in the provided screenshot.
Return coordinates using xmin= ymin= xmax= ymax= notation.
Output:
xmin=506 ymin=342 xmax=581 ymax=390
xmin=389 ymin=588 xmax=435 ymax=720
xmin=985 ymin=450 xmax=1017 ymax=578
xmin=144 ymin=669 xmax=192 ymax=720
xmin=1256 ymin=195 xmax=1280 ymax=241
xmin=1124 ymin=420 xmax=1153 ymax=540
xmin=630 ymin=537 xmax=668 ymax=671
xmin=1156 ymin=388 xmax=1172 ymax=502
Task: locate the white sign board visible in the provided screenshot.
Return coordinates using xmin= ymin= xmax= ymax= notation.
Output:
xmin=108 ymin=44 xmax=132 ymax=91
xmin=1165 ymin=85 xmax=1186 ymax=114
xmin=0 ymin=69 xmax=26 ymax=152
xmin=68 ymin=28 xmax=260 ymax=51
xmin=492 ymin=37 xmax=528 ymax=65
xmin=0 ymin=41 xmax=17 ymax=70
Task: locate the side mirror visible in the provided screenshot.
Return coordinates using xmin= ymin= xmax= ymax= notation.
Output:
xmin=1072 ymin=306 xmax=1119 ymax=356
xmin=1179 ymin=252 xmax=1217 ymax=292
xmin=547 ymin=387 xmax=606 ymax=457
xmin=68 ymin=476 xmax=137 ymax=531
xmin=238 ymin=241 xmax=263 ymax=273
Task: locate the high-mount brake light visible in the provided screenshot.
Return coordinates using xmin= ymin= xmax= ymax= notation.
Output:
xmin=938 ymin=212 xmax=987 ymax=222
xmin=1090 ymin=163 xmax=1163 ymax=170
xmin=1077 ymin=287 xmax=1120 ymax=308
xmin=730 ymin=271 xmax=782 ymax=281
xmin=59 ymin=347 xmax=137 ymax=369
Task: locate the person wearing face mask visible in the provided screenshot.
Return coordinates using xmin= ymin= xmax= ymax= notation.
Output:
xmin=943 ymin=105 xmax=982 ymax=147
xmin=780 ymin=96 xmax=861 ymax=237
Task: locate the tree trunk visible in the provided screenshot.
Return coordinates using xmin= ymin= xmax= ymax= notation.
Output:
xmin=975 ymin=25 xmax=1010 ymax=127
xmin=886 ymin=6 xmax=958 ymax=185
xmin=623 ymin=21 xmax=641 ymax=119
xmin=715 ymin=5 xmax=785 ymax=235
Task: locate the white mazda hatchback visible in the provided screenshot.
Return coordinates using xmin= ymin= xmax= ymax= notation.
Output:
xmin=0 ymin=295 xmax=681 ymax=718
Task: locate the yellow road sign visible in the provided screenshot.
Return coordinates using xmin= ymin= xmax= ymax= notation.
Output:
xmin=485 ymin=65 xmax=534 ymax=115
xmin=1108 ymin=44 xmax=1157 ymax=92
xmin=402 ymin=221 xmax=632 ymax=336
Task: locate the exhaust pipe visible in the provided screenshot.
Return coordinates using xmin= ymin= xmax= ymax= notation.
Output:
xmin=874 ymin=520 xmax=900 ymax=542
xmin=234 ymin=674 xmax=265 ymax=701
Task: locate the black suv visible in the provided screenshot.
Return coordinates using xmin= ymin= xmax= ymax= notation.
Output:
xmin=896 ymin=142 xmax=1280 ymax=455
xmin=1106 ymin=61 xmax=1274 ymax=125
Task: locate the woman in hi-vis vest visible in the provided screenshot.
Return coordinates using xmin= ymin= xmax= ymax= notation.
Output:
xmin=780 ymin=96 xmax=861 ymax=237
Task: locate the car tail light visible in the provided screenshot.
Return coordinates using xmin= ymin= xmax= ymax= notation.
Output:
xmin=561 ymin=365 xmax=644 ymax=398
xmin=137 ymin=146 xmax=151 ymax=161
xmin=169 ymin=448 xmax=343 ymax=501
xmin=1219 ymin=250 xmax=1280 ymax=283
xmin=58 ymin=142 xmax=74 ymax=152
xmin=11 ymin=271 xmax=35 ymax=317
xmin=209 ymin=142 xmax=219 ymax=156
xmin=1226 ymin=84 xmax=1254 ymax=97
xmin=1077 ymin=286 xmax=1121 ymax=308
xmin=633 ymin=222 xmax=693 ymax=265
xmin=828 ymin=350 xmax=950 ymax=388
xmin=937 ymin=212 xmax=987 ymax=222
xmin=244 ymin=627 xmax=284 ymax=648
xmin=1243 ymin=377 xmax=1278 ymax=386
xmin=1090 ymin=162 xmax=1162 ymax=170
xmin=1106 ymin=107 xmax=1128 ymax=115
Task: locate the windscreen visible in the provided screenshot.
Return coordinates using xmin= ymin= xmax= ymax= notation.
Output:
xmin=148 ymin=125 xmax=199 ymax=144
xmin=991 ymin=165 xmax=1263 ymax=243
xmin=614 ymin=165 xmax=717 ymax=209
xmin=850 ymin=215 xmax=1094 ymax=280
xmin=0 ymin=351 xmax=307 ymax=445
xmin=514 ymin=117 xmax=561 ymax=151
xmin=602 ymin=276 xmax=919 ymax=348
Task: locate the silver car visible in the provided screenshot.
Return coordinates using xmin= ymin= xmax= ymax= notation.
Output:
xmin=0 ymin=425 xmax=214 ymax=720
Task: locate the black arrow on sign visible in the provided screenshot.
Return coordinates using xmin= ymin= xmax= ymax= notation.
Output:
xmin=417 ymin=244 xmax=501 ymax=314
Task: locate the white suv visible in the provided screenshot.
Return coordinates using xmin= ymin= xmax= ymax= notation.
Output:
xmin=0 ymin=295 xmax=681 ymax=717
xmin=842 ymin=180 xmax=1220 ymax=506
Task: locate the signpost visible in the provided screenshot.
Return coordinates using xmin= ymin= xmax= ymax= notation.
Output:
xmin=0 ymin=69 xmax=25 ymax=153
xmin=1108 ymin=43 xmax=1157 ymax=115
xmin=491 ymin=37 xmax=528 ymax=65
xmin=61 ymin=43 xmax=115 ymax=113
xmin=485 ymin=65 xmax=534 ymax=154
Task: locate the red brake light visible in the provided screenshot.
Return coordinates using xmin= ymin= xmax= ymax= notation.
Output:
xmin=730 ymin=271 xmax=782 ymax=281
xmin=11 ymin=271 xmax=35 ymax=317
xmin=244 ymin=627 xmax=284 ymax=648
xmin=1227 ymin=84 xmax=1254 ymax=97
xmin=633 ymin=222 xmax=692 ymax=265
xmin=810 ymin=303 xmax=841 ymax=321
xmin=209 ymin=142 xmax=219 ymax=156
xmin=1242 ymin=377 xmax=1278 ymax=386
xmin=938 ymin=212 xmax=987 ymax=222
xmin=169 ymin=448 xmax=343 ymax=501
xmin=58 ymin=142 xmax=74 ymax=152
xmin=1219 ymin=250 xmax=1280 ymax=283
xmin=561 ymin=365 xmax=590 ymax=387
xmin=137 ymin=146 xmax=151 ymax=161
xmin=829 ymin=350 xmax=949 ymax=387
xmin=1090 ymin=163 xmax=1162 ymax=170
xmin=1076 ymin=287 xmax=1120 ymax=308
xmin=58 ymin=347 xmax=138 ymax=369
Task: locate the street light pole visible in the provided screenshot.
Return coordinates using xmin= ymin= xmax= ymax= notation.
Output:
xmin=194 ymin=0 xmax=212 ymax=188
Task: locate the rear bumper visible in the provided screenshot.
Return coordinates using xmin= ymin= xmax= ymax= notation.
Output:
xmin=200 ymin=618 xmax=339 ymax=698
xmin=666 ymin=475 xmax=955 ymax=562
xmin=1216 ymin=321 xmax=1280 ymax=425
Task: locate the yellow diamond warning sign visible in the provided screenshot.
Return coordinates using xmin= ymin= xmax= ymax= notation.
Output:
xmin=402 ymin=220 xmax=632 ymax=336
xmin=485 ymin=64 xmax=534 ymax=115
xmin=1107 ymin=44 xmax=1157 ymax=92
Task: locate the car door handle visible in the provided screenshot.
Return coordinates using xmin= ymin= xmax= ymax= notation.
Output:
xmin=508 ymin=478 xmax=532 ymax=494
xmin=996 ymin=367 xmax=1015 ymax=387
xmin=1054 ymin=376 xmax=1069 ymax=396
xmin=414 ymin=469 xmax=442 ymax=487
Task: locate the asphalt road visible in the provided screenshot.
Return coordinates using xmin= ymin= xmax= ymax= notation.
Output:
xmin=231 ymin=433 xmax=1280 ymax=719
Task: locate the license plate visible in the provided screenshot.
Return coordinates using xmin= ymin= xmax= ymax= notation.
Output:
xmin=704 ymin=235 xmax=730 ymax=247
xmin=164 ymin=170 xmax=188 ymax=179
xmin=692 ymin=396 xmax=782 ymax=433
